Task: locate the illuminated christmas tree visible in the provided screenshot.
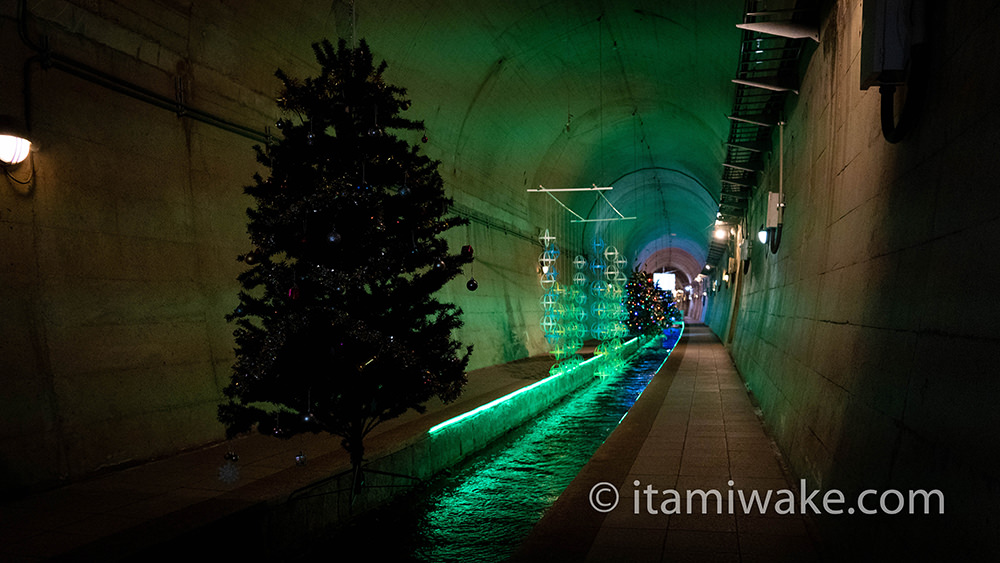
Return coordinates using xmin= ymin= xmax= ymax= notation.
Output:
xmin=219 ymin=39 xmax=473 ymax=482
xmin=624 ymin=270 xmax=676 ymax=336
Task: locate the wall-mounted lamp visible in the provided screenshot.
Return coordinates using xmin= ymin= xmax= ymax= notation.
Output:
xmin=761 ymin=191 xmax=784 ymax=253
xmin=0 ymin=135 xmax=31 ymax=165
xmin=0 ymin=115 xmax=34 ymax=187
xmin=0 ymin=115 xmax=32 ymax=167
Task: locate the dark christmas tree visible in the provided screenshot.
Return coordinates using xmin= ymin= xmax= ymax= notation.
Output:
xmin=624 ymin=270 xmax=676 ymax=336
xmin=219 ymin=39 xmax=473 ymax=480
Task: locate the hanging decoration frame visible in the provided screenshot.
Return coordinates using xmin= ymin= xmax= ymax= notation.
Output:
xmin=527 ymin=184 xmax=636 ymax=223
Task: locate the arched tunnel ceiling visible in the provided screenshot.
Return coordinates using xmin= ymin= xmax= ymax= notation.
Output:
xmin=339 ymin=0 xmax=744 ymax=283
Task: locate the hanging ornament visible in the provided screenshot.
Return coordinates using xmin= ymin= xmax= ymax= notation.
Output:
xmin=243 ymin=250 xmax=260 ymax=265
xmin=540 ymin=291 xmax=558 ymax=310
xmin=295 ymin=451 xmax=307 ymax=466
xmin=467 ymin=278 xmax=478 ymax=291
xmin=461 ymin=245 xmax=474 ymax=259
xmin=421 ymin=134 xmax=428 ymax=143
xmin=288 ymin=284 xmax=300 ymax=300
xmin=327 ymin=228 xmax=342 ymax=244
xmin=603 ymin=245 xmax=620 ymax=263
xmin=591 ymin=238 xmax=606 ymax=256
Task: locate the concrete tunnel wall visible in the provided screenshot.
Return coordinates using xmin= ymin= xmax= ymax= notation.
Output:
xmin=705 ymin=1 xmax=1000 ymax=555
xmin=0 ymin=1 xmax=566 ymax=495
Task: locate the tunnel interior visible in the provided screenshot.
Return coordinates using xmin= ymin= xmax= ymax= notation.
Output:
xmin=2 ymin=0 xmax=999 ymax=558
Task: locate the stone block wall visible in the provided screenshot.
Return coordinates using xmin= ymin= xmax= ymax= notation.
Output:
xmin=707 ymin=1 xmax=1000 ymax=557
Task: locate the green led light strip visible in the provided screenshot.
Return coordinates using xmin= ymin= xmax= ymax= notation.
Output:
xmin=428 ymin=336 xmax=643 ymax=435
xmin=429 ymin=374 xmax=555 ymax=434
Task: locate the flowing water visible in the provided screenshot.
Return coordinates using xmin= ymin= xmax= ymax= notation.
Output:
xmin=310 ymin=334 xmax=679 ymax=562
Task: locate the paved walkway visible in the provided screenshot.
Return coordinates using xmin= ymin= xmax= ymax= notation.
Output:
xmin=514 ymin=324 xmax=823 ymax=562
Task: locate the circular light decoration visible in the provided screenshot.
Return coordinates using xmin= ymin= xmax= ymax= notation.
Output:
xmin=540 ymin=291 xmax=558 ymax=309
xmin=591 ymin=322 xmax=611 ymax=340
xmin=0 ymin=134 xmax=31 ymax=165
xmin=552 ymin=301 xmax=567 ymax=317
xmin=591 ymin=237 xmax=606 ymax=256
xmin=539 ymin=247 xmax=559 ymax=265
xmin=591 ymin=301 xmax=609 ymax=319
xmin=590 ymin=279 xmax=609 ymax=298
xmin=565 ymin=284 xmax=580 ymax=302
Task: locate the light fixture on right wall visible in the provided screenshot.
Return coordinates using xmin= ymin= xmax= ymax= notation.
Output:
xmin=761 ymin=121 xmax=788 ymax=254
xmin=759 ymin=191 xmax=783 ymax=252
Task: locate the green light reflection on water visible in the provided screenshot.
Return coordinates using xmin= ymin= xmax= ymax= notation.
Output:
xmin=317 ymin=332 xmax=681 ymax=562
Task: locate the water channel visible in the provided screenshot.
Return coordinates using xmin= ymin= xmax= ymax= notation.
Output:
xmin=309 ymin=332 xmax=680 ymax=561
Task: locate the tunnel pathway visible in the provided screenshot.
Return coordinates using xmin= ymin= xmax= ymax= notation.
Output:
xmin=514 ymin=324 xmax=822 ymax=562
